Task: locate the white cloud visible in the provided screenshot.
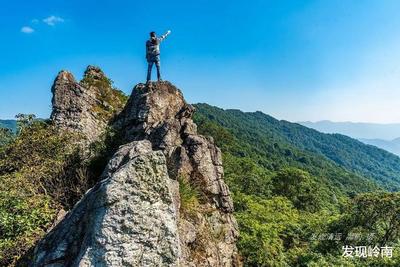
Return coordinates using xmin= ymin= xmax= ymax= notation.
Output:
xmin=20 ymin=15 xmax=65 ymax=34
xmin=21 ymin=26 xmax=34 ymax=34
xmin=43 ymin=16 xmax=64 ymax=26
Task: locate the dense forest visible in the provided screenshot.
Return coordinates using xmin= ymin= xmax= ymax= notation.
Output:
xmin=193 ymin=103 xmax=400 ymax=266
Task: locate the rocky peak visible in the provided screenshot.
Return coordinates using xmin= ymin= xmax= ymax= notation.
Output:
xmin=34 ymin=80 xmax=240 ymax=266
xmin=56 ymin=70 xmax=76 ymax=83
xmin=50 ymin=66 xmax=127 ymax=144
xmin=116 ymin=81 xmax=234 ymax=212
xmin=115 ymin=82 xmax=195 ymax=152
xmin=116 ymin=82 xmax=240 ymax=265
xmin=83 ymin=65 xmax=106 ymax=81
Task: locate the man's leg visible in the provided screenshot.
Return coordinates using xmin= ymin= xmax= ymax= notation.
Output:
xmin=147 ymin=61 xmax=154 ymax=82
xmin=155 ymin=60 xmax=161 ymax=81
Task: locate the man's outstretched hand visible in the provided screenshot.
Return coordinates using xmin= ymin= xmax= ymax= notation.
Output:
xmin=159 ymin=30 xmax=171 ymax=42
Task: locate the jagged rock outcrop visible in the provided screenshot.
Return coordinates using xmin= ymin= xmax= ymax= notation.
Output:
xmin=33 ymin=140 xmax=180 ymax=266
xmin=51 ymin=66 xmax=126 ymax=143
xmin=115 ymin=82 xmax=234 ymax=212
xmin=34 ymin=78 xmax=240 ymax=266
xmin=115 ymin=82 xmax=239 ymax=266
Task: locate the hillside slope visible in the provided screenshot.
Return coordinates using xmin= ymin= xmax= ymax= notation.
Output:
xmin=193 ymin=104 xmax=400 ymax=266
xmin=194 ymin=104 xmax=400 ymax=191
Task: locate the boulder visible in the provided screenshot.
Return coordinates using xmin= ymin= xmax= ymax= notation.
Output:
xmin=33 ymin=140 xmax=180 ymax=267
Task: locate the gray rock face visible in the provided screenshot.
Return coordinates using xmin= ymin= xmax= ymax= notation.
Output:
xmin=50 ymin=66 xmax=125 ymax=144
xmin=33 ymin=140 xmax=180 ymax=267
xmin=51 ymin=69 xmax=105 ymax=144
xmin=35 ymin=80 xmax=240 ymax=266
xmin=116 ymin=82 xmax=234 ymax=212
xmin=116 ymin=82 xmax=240 ymax=266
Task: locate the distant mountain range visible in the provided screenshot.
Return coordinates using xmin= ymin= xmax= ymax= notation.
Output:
xmin=359 ymin=138 xmax=400 ymax=156
xmin=196 ymin=105 xmax=400 ymax=191
xmin=299 ymin=120 xmax=400 ymax=156
xmin=299 ymin=120 xmax=400 ymax=140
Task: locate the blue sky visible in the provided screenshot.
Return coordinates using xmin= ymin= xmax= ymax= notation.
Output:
xmin=1 ymin=0 xmax=400 ymax=123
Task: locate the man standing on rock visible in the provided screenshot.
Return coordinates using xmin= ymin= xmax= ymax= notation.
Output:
xmin=146 ymin=30 xmax=171 ymax=83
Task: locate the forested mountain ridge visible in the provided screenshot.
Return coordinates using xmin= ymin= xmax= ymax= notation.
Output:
xmin=193 ymin=104 xmax=400 ymax=191
xmin=193 ymin=103 xmax=400 ymax=266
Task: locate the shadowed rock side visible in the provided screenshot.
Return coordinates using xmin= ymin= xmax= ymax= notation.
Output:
xmin=51 ymin=66 xmax=126 ymax=144
xmin=34 ymin=80 xmax=240 ymax=266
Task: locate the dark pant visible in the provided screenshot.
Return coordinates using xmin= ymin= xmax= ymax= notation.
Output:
xmin=147 ymin=60 xmax=161 ymax=82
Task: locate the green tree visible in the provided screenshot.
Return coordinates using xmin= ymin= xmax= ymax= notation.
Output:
xmin=0 ymin=117 xmax=84 ymax=266
xmin=235 ymin=193 xmax=300 ymax=267
xmin=15 ymin=114 xmax=36 ymax=134
xmin=0 ymin=128 xmax=13 ymax=149
xmin=341 ymin=192 xmax=400 ymax=246
xmin=271 ymin=168 xmax=322 ymax=212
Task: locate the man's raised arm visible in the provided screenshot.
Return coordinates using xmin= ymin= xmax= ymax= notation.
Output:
xmin=158 ymin=30 xmax=171 ymax=42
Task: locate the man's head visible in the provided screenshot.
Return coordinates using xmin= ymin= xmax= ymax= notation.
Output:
xmin=150 ymin=31 xmax=156 ymax=38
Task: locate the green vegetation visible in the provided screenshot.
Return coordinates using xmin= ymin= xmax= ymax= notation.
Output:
xmin=327 ymin=192 xmax=400 ymax=248
xmin=197 ymin=105 xmax=400 ymax=191
xmin=0 ymin=111 xmax=131 ymax=266
xmin=0 ymin=128 xmax=13 ymax=149
xmin=235 ymin=194 xmax=299 ymax=266
xmin=0 ymin=71 xmax=130 ymax=265
xmin=0 ymin=115 xmax=83 ymax=265
xmin=178 ymin=176 xmax=201 ymax=215
xmin=80 ymin=73 xmax=128 ymax=121
xmin=194 ymin=104 xmax=379 ymax=197
xmin=198 ymin=104 xmax=400 ymax=190
xmin=271 ymin=168 xmax=322 ymax=212
xmin=194 ymin=103 xmax=400 ymax=266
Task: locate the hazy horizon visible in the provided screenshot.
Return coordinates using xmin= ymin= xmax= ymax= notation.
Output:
xmin=298 ymin=120 xmax=400 ymax=125
xmin=300 ymin=120 xmax=400 ymax=140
